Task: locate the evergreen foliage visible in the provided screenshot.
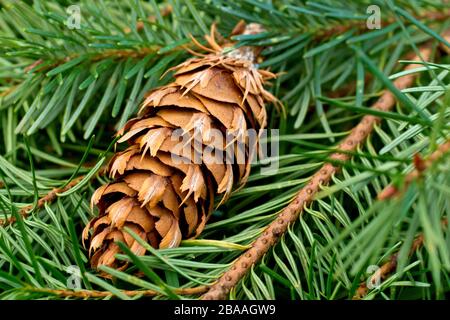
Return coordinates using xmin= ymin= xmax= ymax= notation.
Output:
xmin=0 ymin=0 xmax=449 ymax=300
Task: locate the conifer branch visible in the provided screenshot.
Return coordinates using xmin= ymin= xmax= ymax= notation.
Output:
xmin=201 ymin=36 xmax=443 ymax=300
xmin=378 ymin=140 xmax=450 ymax=200
xmin=25 ymin=47 xmax=162 ymax=75
xmin=353 ymin=231 xmax=424 ymax=300
xmin=0 ymin=175 xmax=86 ymax=226
xmin=1 ymin=2 xmax=450 ymax=301
xmin=123 ymin=5 xmax=173 ymax=33
xmin=25 ymin=285 xmax=209 ymax=299
xmin=0 ymin=161 xmax=110 ymax=227
xmin=16 ymin=8 xmax=450 ymax=83
xmin=315 ymin=9 xmax=450 ymax=41
xmin=353 ymin=138 xmax=450 ymax=299
xmin=353 ymin=218 xmax=448 ymax=299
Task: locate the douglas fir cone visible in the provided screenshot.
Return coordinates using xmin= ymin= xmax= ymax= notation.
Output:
xmin=82 ymin=22 xmax=279 ymax=270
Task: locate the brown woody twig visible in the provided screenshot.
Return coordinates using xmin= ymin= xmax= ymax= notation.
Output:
xmin=353 ymin=219 xmax=448 ymax=299
xmin=378 ymin=140 xmax=450 ymax=200
xmin=315 ymin=9 xmax=450 ymax=42
xmin=201 ymin=35 xmax=444 ymax=300
xmin=17 ymin=9 xmax=450 ymax=84
xmin=0 ymin=162 xmax=110 ymax=227
xmin=26 ymin=285 xmax=209 ymax=299
xmin=123 ymin=5 xmax=173 ymax=33
xmin=0 ymin=176 xmax=85 ymax=226
xmin=353 ymin=234 xmax=425 ymax=300
xmin=353 ymin=140 xmax=450 ymax=298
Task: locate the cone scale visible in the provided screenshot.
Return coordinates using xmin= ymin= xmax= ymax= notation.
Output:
xmin=82 ymin=23 xmax=279 ymax=269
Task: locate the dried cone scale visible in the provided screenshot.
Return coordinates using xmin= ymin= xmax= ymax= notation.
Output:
xmin=82 ymin=22 xmax=279 ymax=270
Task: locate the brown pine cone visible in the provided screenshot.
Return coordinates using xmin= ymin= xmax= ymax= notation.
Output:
xmin=82 ymin=22 xmax=279 ymax=270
